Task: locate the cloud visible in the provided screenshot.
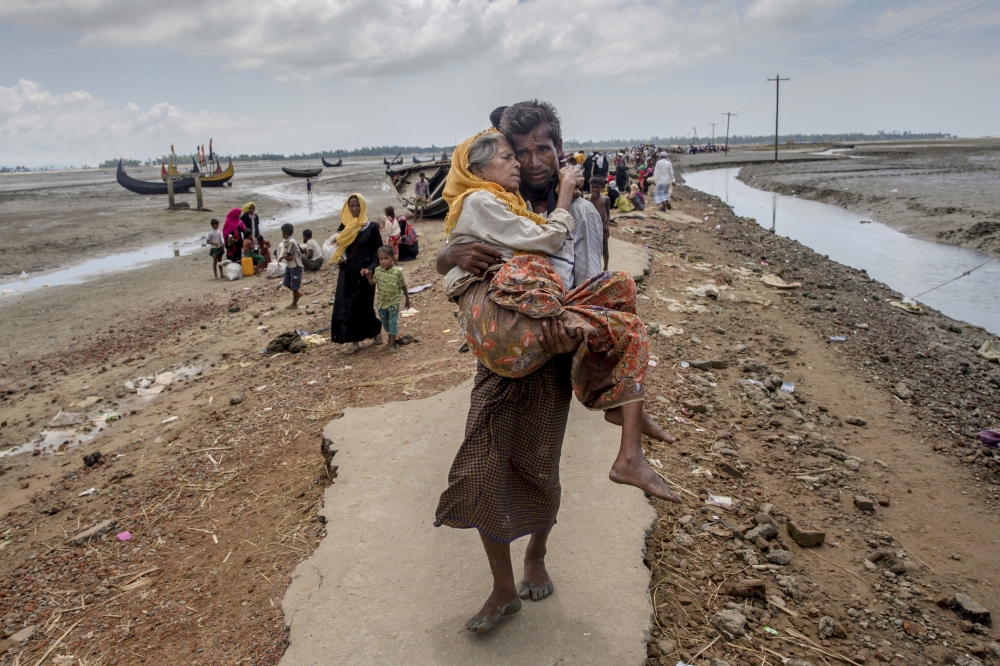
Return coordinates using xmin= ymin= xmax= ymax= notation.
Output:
xmin=0 ymin=0 xmax=742 ymax=82
xmin=0 ymin=79 xmax=244 ymax=166
xmin=746 ymin=0 xmax=845 ymax=25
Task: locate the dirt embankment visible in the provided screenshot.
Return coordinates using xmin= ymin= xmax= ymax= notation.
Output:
xmin=734 ymin=140 xmax=1000 ymax=259
xmin=0 ymin=179 xmax=999 ymax=666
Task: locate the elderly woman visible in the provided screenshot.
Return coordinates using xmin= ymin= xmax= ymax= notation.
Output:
xmin=328 ymin=194 xmax=383 ymax=353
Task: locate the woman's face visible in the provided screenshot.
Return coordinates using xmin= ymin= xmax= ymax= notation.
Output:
xmin=348 ymin=196 xmax=361 ymax=217
xmin=474 ymin=137 xmax=521 ymax=193
xmin=248 ymin=205 xmax=255 ymax=216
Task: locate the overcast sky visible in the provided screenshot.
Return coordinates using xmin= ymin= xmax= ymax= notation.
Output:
xmin=2 ymin=0 xmax=998 ymax=167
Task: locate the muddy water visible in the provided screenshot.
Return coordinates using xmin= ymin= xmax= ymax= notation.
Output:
xmin=0 ymin=176 xmax=354 ymax=296
xmin=685 ymin=167 xmax=1000 ymax=335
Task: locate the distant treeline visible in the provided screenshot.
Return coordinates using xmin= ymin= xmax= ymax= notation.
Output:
xmin=564 ymin=131 xmax=954 ymax=149
xmin=99 ymin=158 xmax=142 ymax=168
xmin=222 ymin=145 xmax=453 ymax=162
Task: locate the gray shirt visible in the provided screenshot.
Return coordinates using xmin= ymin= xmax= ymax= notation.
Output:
xmin=569 ymin=197 xmax=605 ymax=287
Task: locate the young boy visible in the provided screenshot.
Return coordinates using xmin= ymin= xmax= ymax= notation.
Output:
xmin=280 ymin=223 xmax=303 ymax=309
xmin=588 ymin=176 xmax=612 ymax=270
xmin=361 ymin=246 xmax=410 ymax=353
xmin=382 ymin=206 xmax=401 ymax=261
xmin=207 ymin=218 xmax=224 ymax=278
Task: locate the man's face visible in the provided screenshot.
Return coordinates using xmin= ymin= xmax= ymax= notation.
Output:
xmin=509 ymin=126 xmax=561 ymax=190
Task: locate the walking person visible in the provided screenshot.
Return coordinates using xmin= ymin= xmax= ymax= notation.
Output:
xmin=361 ymin=246 xmax=411 ymax=353
xmin=413 ymin=172 xmax=431 ymax=222
xmin=207 ymin=218 xmax=224 ymax=278
xmin=652 ymin=151 xmax=675 ymax=211
xmin=306 ymin=178 xmax=313 ymax=199
xmin=328 ymin=194 xmax=383 ymax=353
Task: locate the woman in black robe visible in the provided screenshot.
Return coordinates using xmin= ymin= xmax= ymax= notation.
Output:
xmin=329 ymin=193 xmax=383 ymax=352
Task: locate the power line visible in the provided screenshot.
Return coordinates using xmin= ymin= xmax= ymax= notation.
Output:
xmin=789 ymin=0 xmax=993 ymax=76
xmin=912 ymin=257 xmax=996 ymax=299
xmin=799 ymin=4 xmax=1000 ymax=78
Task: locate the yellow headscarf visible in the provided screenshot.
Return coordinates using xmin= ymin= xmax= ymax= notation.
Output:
xmin=241 ymin=202 xmax=256 ymax=215
xmin=442 ymin=128 xmax=547 ymax=237
xmin=332 ymin=193 xmax=368 ymax=263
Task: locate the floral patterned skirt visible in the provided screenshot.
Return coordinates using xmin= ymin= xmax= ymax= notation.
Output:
xmin=452 ymin=255 xmax=648 ymax=411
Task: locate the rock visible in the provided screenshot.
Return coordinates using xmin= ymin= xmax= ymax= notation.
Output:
xmin=818 ymin=615 xmax=837 ymax=638
xmin=894 ymin=383 xmax=913 ymax=400
xmin=767 ymin=549 xmax=792 ymax=565
xmin=753 ymin=513 xmax=774 ymax=525
xmin=717 ymin=461 xmax=745 ymax=479
xmin=786 ymin=521 xmax=826 ymax=548
xmin=742 ymin=360 xmax=768 ymax=373
xmin=82 ymin=451 xmax=103 ymax=467
xmin=955 ymin=658 xmax=983 ymax=666
xmin=951 ymin=553 xmax=962 ymax=561
xmin=710 ymin=660 xmax=732 ymax=666
xmin=68 ymin=519 xmax=115 ymax=546
xmin=711 ymin=441 xmax=739 ymax=457
xmin=951 ymin=594 xmax=992 ymax=626
xmin=987 ymin=642 xmax=1000 ymax=659
xmin=776 ymin=575 xmax=803 ymax=602
xmin=656 ymin=638 xmax=676 ymax=656
xmin=681 ymin=400 xmax=708 ymax=413
xmin=228 ymin=306 xmax=241 ymax=313
xmin=844 ymin=458 xmax=861 ymax=471
xmin=645 ymin=323 xmax=661 ymax=335
xmin=677 ymin=515 xmax=695 ymax=527
xmin=9 ymin=625 xmax=36 ymax=643
xmin=845 ymin=416 xmax=867 ymax=426
xmin=688 ymin=359 xmax=713 ymax=371
xmin=864 ymin=559 xmax=878 ymax=572
xmin=229 ymin=395 xmax=245 ymax=405
xmin=720 ymin=579 xmax=767 ymax=600
xmin=760 ymin=503 xmax=775 ymax=515
xmin=710 ymin=609 xmax=747 ymax=639
xmin=854 ymin=496 xmax=876 ymax=512
xmin=971 ymin=645 xmax=987 ymax=658
xmin=673 ymin=531 xmax=695 ymax=548
xmin=888 ymin=561 xmax=908 ymax=575
xmin=744 ymin=523 xmax=778 ymax=542
xmin=786 ymin=661 xmax=814 ymax=666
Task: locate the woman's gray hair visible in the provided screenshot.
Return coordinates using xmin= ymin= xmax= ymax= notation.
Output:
xmin=467 ymin=133 xmax=502 ymax=176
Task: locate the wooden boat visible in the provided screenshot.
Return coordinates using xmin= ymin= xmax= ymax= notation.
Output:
xmin=412 ymin=155 xmax=432 ymax=164
xmin=383 ymin=152 xmax=403 ymax=166
xmin=282 ymin=166 xmax=323 ymax=178
xmin=386 ymin=157 xmax=451 ymax=218
xmin=322 ymin=153 xmax=342 ymax=167
xmin=201 ymin=158 xmax=234 ymax=187
xmin=118 ymin=160 xmax=194 ymax=195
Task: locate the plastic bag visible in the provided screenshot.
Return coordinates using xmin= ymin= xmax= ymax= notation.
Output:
xmin=224 ymin=262 xmax=243 ymax=281
xmin=266 ymin=260 xmax=287 ymax=279
xmin=322 ymin=236 xmax=339 ymax=265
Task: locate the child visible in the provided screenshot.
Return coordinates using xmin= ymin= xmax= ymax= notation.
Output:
xmin=255 ymin=234 xmax=272 ymax=269
xmin=280 ymin=223 xmax=303 ymax=309
xmin=588 ymin=176 xmax=612 ymax=271
xmin=207 ymin=218 xmax=224 ymax=278
xmin=361 ymin=246 xmax=410 ymax=353
xmin=443 ymin=129 xmax=681 ymax=503
xmin=382 ymin=206 xmax=401 ymax=261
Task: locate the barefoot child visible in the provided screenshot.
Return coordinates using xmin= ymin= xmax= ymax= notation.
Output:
xmin=280 ymin=223 xmax=303 ymax=309
xmin=207 ymin=218 xmax=224 ymax=278
xmin=361 ymin=246 xmax=411 ymax=353
xmin=587 ymin=176 xmax=612 ymax=271
xmin=443 ymin=128 xmax=680 ymax=503
xmin=382 ymin=206 xmax=401 ymax=261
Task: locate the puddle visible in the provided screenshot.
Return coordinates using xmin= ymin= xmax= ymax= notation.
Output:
xmin=685 ymin=167 xmax=1000 ymax=335
xmin=811 ymin=148 xmax=869 ymax=159
xmin=0 ymin=180 xmax=346 ymax=297
xmin=0 ymin=363 xmax=208 ymax=459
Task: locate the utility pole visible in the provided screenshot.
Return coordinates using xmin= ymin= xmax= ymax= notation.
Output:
xmin=692 ymin=127 xmax=699 ymax=145
xmin=709 ymin=123 xmax=717 ymax=145
xmin=721 ymin=112 xmax=736 ymax=153
xmin=767 ymin=74 xmax=789 ymax=162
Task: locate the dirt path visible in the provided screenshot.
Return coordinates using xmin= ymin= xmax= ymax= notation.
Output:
xmin=280 ymin=382 xmax=655 ymax=665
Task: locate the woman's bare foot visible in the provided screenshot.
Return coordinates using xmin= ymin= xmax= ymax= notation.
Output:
xmin=609 ymin=454 xmax=683 ymax=502
xmin=465 ymin=589 xmax=521 ymax=633
xmin=605 ymin=407 xmax=677 ymax=443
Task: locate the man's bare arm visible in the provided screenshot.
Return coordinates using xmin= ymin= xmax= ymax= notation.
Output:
xmin=435 ymin=243 xmax=504 ymax=277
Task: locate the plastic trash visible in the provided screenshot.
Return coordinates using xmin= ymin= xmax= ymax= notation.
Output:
xmin=224 ymin=262 xmax=243 ymax=281
xmin=706 ymin=494 xmax=733 ymax=511
xmin=648 ymin=360 xmax=658 ymax=367
xmin=117 ymin=531 xmax=132 ymax=541
xmin=763 ymin=626 xmax=779 ymax=636
xmin=780 ymin=382 xmax=795 ymax=394
xmin=830 ymin=335 xmax=848 ymax=342
xmin=161 ymin=416 xmax=178 ymax=424
xmin=78 ymin=488 xmax=96 ymax=497
xmin=737 ymin=379 xmax=767 ymax=388
xmin=978 ymin=430 xmax=1000 ymax=449
xmin=679 ymin=361 xmax=690 ymax=368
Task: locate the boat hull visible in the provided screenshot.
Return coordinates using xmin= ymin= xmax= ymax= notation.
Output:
xmin=282 ymin=166 xmax=323 ymax=178
xmin=117 ymin=160 xmax=194 ymax=195
xmin=386 ymin=159 xmax=451 ymax=218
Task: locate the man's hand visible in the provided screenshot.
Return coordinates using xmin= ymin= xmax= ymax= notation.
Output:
xmin=539 ymin=319 xmax=583 ymax=355
xmin=436 ymin=242 xmax=502 ymax=277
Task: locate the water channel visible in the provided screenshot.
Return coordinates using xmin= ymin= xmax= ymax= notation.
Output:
xmin=684 ymin=167 xmax=1000 ymax=336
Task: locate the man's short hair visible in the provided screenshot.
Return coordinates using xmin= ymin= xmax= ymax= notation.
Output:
xmin=210 ymin=218 xmax=219 ymax=226
xmin=499 ymin=100 xmax=562 ymax=147
xmin=385 ymin=206 xmax=395 ymax=216
xmin=303 ymin=229 xmax=313 ymax=239
xmin=281 ymin=223 xmax=294 ymax=235
xmin=590 ymin=176 xmax=605 ymax=188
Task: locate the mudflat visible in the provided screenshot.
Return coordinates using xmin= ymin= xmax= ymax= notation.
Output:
xmin=733 ymin=138 xmax=1000 ymax=257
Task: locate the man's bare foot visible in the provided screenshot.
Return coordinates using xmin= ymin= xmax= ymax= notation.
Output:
xmin=286 ymin=304 xmax=299 ymax=310
xmin=609 ymin=455 xmax=683 ymax=503
xmin=605 ymin=408 xmax=677 ymax=443
xmin=465 ymin=589 xmax=521 ymax=633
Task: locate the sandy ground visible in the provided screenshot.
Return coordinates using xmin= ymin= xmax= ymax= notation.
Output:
xmin=0 ymin=168 xmax=998 ymax=666
xmin=722 ymin=139 xmax=1000 ymax=258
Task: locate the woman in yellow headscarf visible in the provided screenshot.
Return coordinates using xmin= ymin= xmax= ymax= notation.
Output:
xmin=240 ymin=202 xmax=260 ymax=244
xmin=328 ymin=193 xmax=383 ymax=351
